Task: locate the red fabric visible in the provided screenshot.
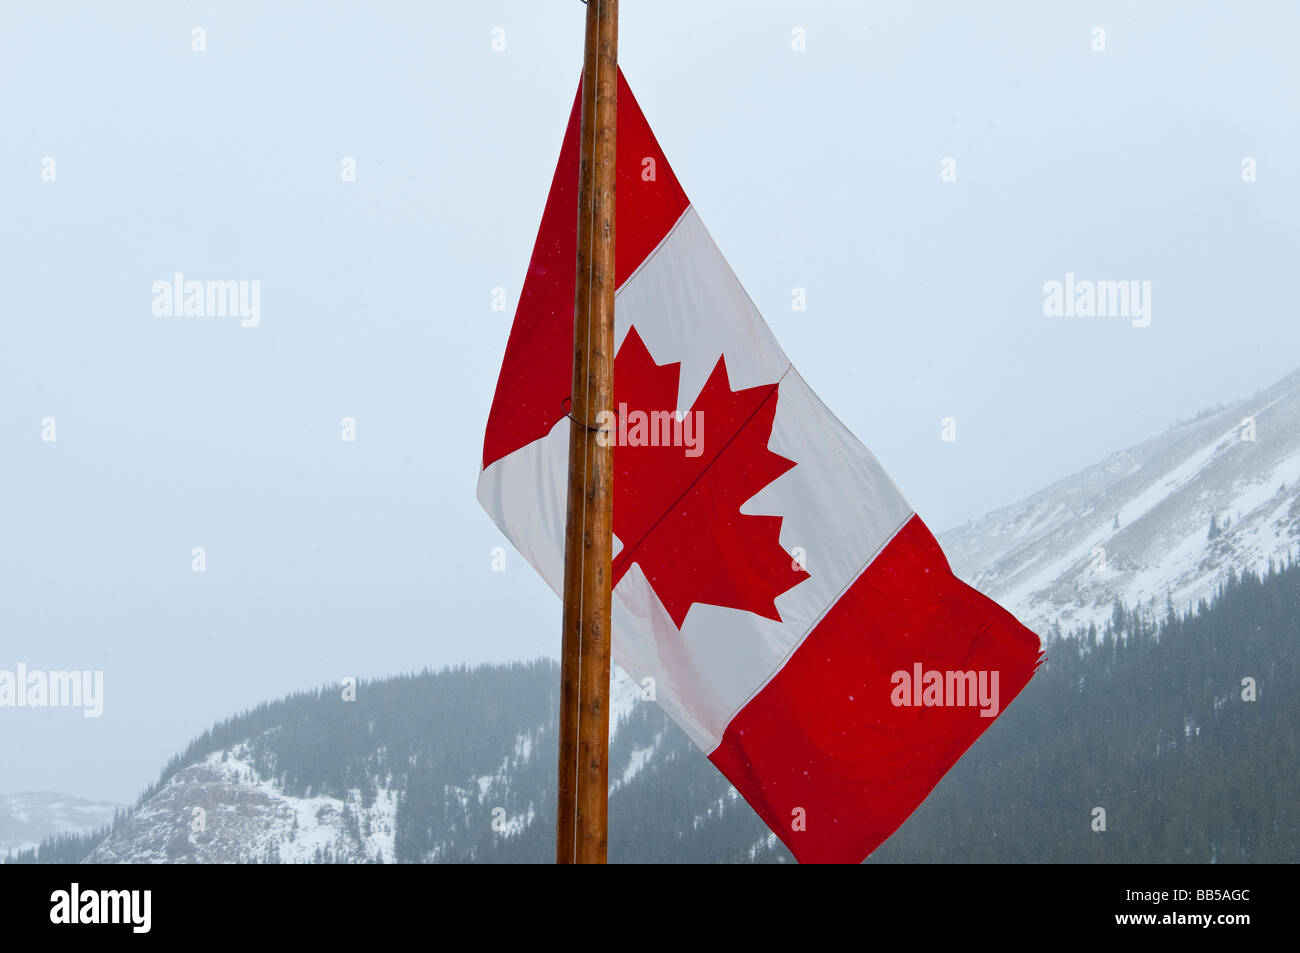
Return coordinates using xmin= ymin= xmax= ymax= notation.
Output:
xmin=608 ymin=328 xmax=809 ymax=626
xmin=709 ymin=515 xmax=1044 ymax=863
xmin=481 ymin=70 xmax=690 ymax=470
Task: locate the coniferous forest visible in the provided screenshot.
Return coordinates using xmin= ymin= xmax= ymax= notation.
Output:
xmin=7 ymin=555 xmax=1297 ymax=863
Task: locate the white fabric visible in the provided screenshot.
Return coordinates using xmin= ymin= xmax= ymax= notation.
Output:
xmin=478 ymin=207 xmax=914 ymax=751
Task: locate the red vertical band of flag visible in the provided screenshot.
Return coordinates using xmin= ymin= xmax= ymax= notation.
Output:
xmin=710 ymin=515 xmax=1043 ymax=863
xmin=482 ymin=74 xmax=688 ymax=471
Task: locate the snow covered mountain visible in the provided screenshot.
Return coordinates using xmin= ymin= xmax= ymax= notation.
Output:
xmin=45 ymin=561 xmax=1300 ymax=864
xmin=39 ymin=370 xmax=1300 ymax=864
xmin=939 ymin=366 xmax=1300 ymax=637
xmin=86 ymin=670 xmax=648 ymax=865
xmin=85 ymin=745 xmax=400 ymax=864
xmin=0 ymin=792 xmax=121 ymax=854
xmin=78 ymin=662 xmax=781 ymax=864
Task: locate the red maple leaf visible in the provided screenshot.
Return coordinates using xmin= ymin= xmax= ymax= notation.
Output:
xmin=610 ymin=327 xmax=810 ymax=628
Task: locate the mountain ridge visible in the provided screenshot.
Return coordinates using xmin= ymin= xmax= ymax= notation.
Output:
xmin=0 ymin=792 xmax=122 ymax=855
xmin=940 ymin=365 xmax=1300 ymax=635
xmin=16 ymin=365 xmax=1300 ymax=864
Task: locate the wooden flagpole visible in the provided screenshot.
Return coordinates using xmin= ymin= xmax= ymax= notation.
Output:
xmin=556 ymin=0 xmax=618 ymax=865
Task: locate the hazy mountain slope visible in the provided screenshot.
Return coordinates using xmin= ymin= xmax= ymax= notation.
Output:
xmin=59 ymin=558 xmax=1300 ymax=865
xmin=940 ymin=366 xmax=1300 ymax=635
xmin=69 ymin=556 xmax=1300 ymax=864
xmin=83 ymin=662 xmax=782 ymax=864
xmin=0 ymin=792 xmax=121 ymax=855
xmin=44 ymin=370 xmax=1300 ymax=864
xmin=85 ymin=746 xmax=398 ymax=864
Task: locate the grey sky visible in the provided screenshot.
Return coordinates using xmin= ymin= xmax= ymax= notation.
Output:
xmin=2 ymin=1 xmax=1297 ymax=802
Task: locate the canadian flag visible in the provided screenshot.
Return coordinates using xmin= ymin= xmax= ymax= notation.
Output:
xmin=478 ymin=71 xmax=1044 ymax=863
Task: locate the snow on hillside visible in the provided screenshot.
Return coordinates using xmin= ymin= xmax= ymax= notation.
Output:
xmin=77 ymin=367 xmax=1300 ymax=864
xmin=940 ymin=367 xmax=1300 ymax=636
xmin=87 ymin=666 xmax=657 ymax=865
xmin=86 ymin=744 xmax=397 ymax=864
xmin=610 ymin=663 xmax=646 ymax=738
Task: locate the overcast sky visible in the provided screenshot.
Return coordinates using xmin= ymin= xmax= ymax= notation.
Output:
xmin=2 ymin=0 xmax=1297 ymax=803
